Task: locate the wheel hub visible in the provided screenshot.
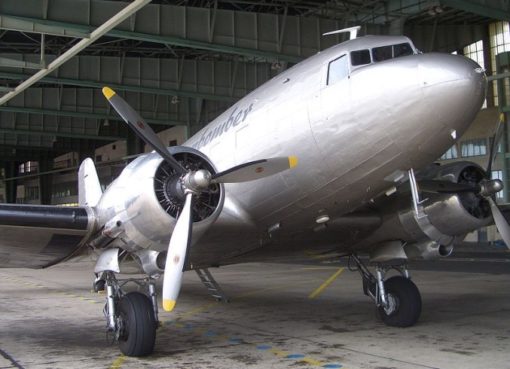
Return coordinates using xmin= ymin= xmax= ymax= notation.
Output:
xmin=383 ymin=292 xmax=398 ymax=315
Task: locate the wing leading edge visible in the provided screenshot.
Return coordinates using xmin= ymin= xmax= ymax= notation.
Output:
xmin=0 ymin=204 xmax=96 ymax=268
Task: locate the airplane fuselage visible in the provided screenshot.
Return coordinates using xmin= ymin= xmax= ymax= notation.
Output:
xmin=93 ymin=35 xmax=486 ymax=267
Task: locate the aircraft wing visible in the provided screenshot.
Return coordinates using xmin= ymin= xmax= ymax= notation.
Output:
xmin=0 ymin=204 xmax=96 ymax=268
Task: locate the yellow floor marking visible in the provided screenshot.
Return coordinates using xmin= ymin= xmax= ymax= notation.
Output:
xmin=270 ymin=348 xmax=289 ymax=357
xmin=109 ymin=354 xmax=125 ymax=369
xmin=175 ymin=301 xmax=218 ymax=320
xmin=308 ymin=267 xmax=344 ymax=299
xmin=301 ymin=357 xmax=323 ymax=366
xmin=299 ymin=267 xmax=336 ymax=271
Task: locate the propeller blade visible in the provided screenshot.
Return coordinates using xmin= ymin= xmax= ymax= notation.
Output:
xmin=212 ymin=156 xmax=298 ymax=183
xmin=488 ymin=197 xmax=510 ymax=249
xmin=102 ymin=87 xmax=186 ymax=175
xmin=486 ymin=113 xmax=505 ymax=176
xmin=162 ymin=192 xmax=193 ymax=312
xmin=418 ymin=179 xmax=478 ymax=194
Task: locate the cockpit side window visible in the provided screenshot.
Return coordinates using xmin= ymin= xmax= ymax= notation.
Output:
xmin=394 ymin=42 xmax=413 ymax=57
xmin=327 ymin=54 xmax=348 ymax=85
xmin=372 ymin=45 xmax=393 ymax=62
xmin=351 ymin=49 xmax=371 ymax=66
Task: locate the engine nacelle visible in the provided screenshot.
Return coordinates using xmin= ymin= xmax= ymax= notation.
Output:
xmin=94 ymin=146 xmax=224 ymax=255
xmin=368 ymin=162 xmax=492 ymax=257
xmin=400 ymin=162 xmax=492 ymax=238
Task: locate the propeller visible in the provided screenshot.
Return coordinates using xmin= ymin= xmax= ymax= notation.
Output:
xmin=102 ymin=87 xmax=298 ymax=311
xmin=418 ymin=113 xmax=510 ymax=249
xmin=486 ymin=113 xmax=505 ymax=176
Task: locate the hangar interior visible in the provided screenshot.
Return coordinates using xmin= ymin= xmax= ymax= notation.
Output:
xmin=0 ymin=0 xmax=508 ymax=241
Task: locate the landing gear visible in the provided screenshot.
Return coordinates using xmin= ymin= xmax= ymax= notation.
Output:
xmin=102 ymin=272 xmax=159 ymax=356
xmin=350 ymin=254 xmax=422 ymax=327
xmin=117 ymin=292 xmax=157 ymax=356
xmin=376 ymin=276 xmax=421 ymax=327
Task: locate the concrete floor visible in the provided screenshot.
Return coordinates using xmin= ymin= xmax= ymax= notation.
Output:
xmin=0 ymin=257 xmax=509 ymax=369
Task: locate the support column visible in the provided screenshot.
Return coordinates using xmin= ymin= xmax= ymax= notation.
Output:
xmin=5 ymin=161 xmax=17 ymax=204
xmin=496 ymin=53 xmax=510 ymax=202
xmin=78 ymin=148 xmax=96 ymax=164
xmin=126 ymin=131 xmax=144 ymax=156
xmin=0 ymin=160 xmax=5 ymax=203
xmin=39 ymin=157 xmax=54 ymax=205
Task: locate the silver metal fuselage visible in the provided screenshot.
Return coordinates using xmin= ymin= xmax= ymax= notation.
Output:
xmin=98 ymin=35 xmax=486 ymax=266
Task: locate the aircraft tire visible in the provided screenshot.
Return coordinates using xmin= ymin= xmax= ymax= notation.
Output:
xmin=118 ymin=292 xmax=157 ymax=356
xmin=377 ymin=276 xmax=421 ymax=327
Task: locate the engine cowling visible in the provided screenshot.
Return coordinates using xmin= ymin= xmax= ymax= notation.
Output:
xmin=94 ymin=146 xmax=224 ymax=255
xmin=368 ymin=162 xmax=493 ymax=260
xmin=401 ymin=163 xmax=492 ymax=254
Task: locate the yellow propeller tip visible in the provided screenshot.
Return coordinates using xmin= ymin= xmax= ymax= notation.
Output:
xmin=102 ymin=87 xmax=116 ymax=100
xmin=288 ymin=156 xmax=298 ymax=168
xmin=163 ymin=299 xmax=176 ymax=312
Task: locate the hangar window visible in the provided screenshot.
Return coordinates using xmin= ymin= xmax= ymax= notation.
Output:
xmin=488 ymin=22 xmax=510 ymax=107
xmin=327 ymin=55 xmax=349 ymax=85
xmin=461 ymin=138 xmax=487 ymax=157
xmin=440 ymin=145 xmax=458 ymax=160
xmin=492 ymin=170 xmax=504 ymax=199
xmin=351 ymin=49 xmax=371 ymax=66
xmin=464 ymin=40 xmax=487 ymax=108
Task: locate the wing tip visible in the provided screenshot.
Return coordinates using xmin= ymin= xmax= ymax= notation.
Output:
xmin=102 ymin=87 xmax=116 ymax=100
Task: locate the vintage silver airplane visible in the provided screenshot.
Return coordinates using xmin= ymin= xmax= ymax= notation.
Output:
xmin=1 ymin=30 xmax=508 ymax=357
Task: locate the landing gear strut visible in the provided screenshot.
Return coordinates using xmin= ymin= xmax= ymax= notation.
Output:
xmin=102 ymin=272 xmax=158 ymax=356
xmin=349 ymin=254 xmax=422 ymax=327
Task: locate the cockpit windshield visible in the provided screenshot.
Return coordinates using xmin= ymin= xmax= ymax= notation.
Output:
xmin=373 ymin=43 xmax=413 ymax=62
xmin=350 ymin=42 xmax=414 ymax=67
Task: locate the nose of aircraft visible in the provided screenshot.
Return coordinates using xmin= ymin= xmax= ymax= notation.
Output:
xmin=419 ymin=53 xmax=486 ymax=134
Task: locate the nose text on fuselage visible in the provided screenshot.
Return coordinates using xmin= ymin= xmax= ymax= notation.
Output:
xmin=195 ymin=103 xmax=254 ymax=149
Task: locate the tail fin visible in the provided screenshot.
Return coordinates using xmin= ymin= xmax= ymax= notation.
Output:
xmin=78 ymin=158 xmax=102 ymax=207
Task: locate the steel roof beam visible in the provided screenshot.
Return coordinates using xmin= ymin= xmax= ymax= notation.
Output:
xmin=0 ymin=14 xmax=302 ymax=63
xmin=0 ymin=106 xmax=182 ymax=126
xmin=441 ymin=0 xmax=510 ymax=21
xmin=0 ymin=0 xmax=385 ymax=62
xmin=0 ymin=71 xmax=236 ymax=102
xmin=0 ymin=127 xmax=122 ymax=141
xmin=0 ymin=0 xmax=152 ymax=106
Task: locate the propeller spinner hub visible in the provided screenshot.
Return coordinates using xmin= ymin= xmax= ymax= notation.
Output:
xmin=479 ymin=179 xmax=504 ymax=197
xmin=183 ymin=169 xmax=212 ymax=192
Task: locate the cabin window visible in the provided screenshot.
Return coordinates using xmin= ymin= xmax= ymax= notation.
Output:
xmin=350 ymin=49 xmax=371 ymax=66
xmin=327 ymin=55 xmax=348 ymax=85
